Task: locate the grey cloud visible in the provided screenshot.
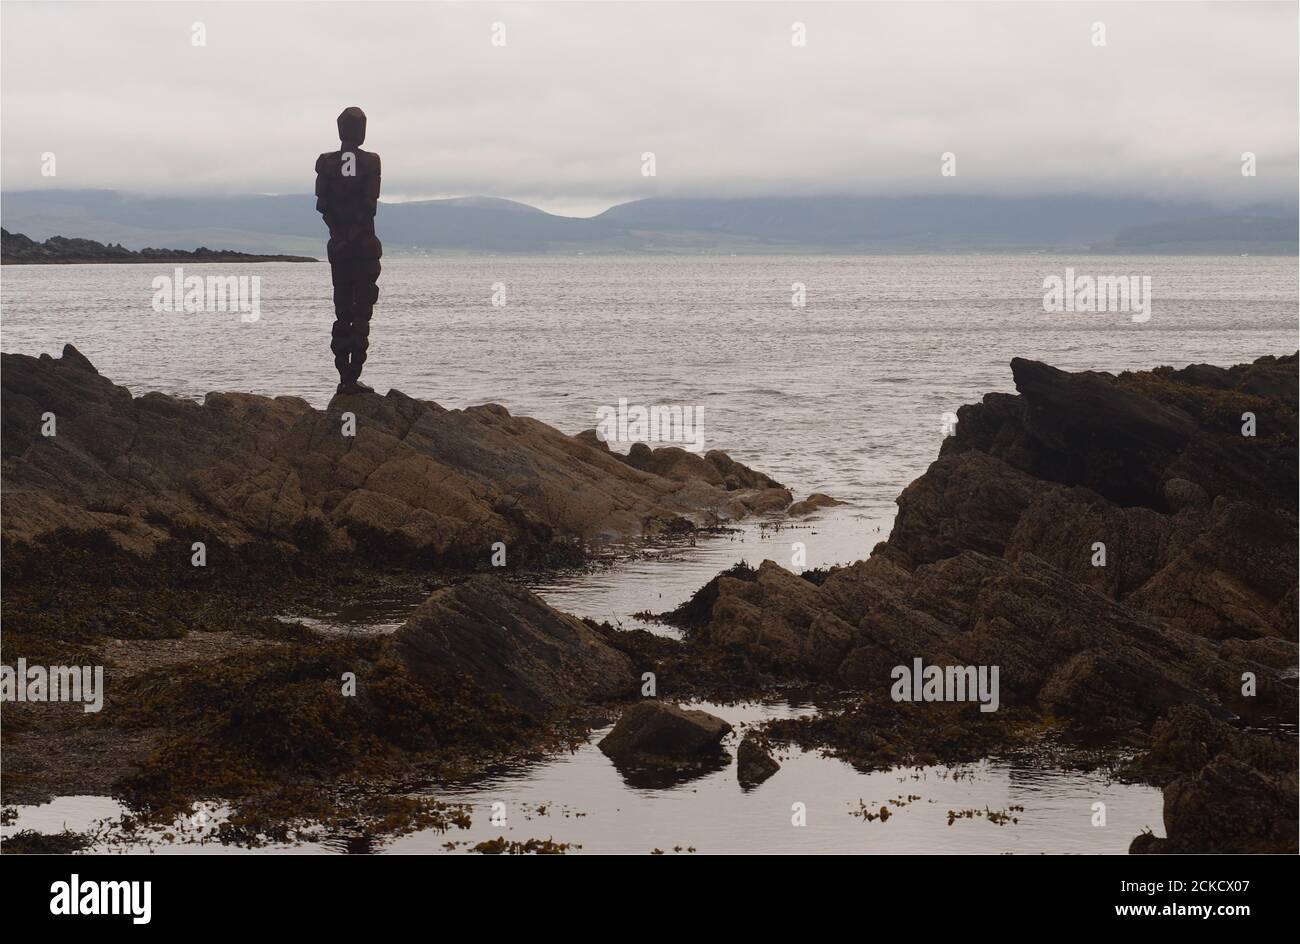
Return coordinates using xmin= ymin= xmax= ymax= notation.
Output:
xmin=2 ymin=1 xmax=1295 ymax=215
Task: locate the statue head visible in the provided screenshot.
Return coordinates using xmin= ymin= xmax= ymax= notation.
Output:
xmin=337 ymin=107 xmax=367 ymax=148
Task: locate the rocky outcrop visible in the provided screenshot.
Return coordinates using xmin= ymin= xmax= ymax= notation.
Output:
xmin=1 ymin=346 xmax=793 ymax=563
xmin=598 ymin=701 xmax=731 ymax=761
xmin=390 ymin=576 xmax=635 ymax=714
xmin=575 ymin=434 xmax=794 ymax=517
xmin=684 ymin=355 xmax=1297 ymax=707
xmin=890 ymin=355 xmax=1298 ymax=647
xmin=677 ymin=354 xmax=1297 ymax=852
xmin=1126 ymin=707 xmax=1298 ymax=854
xmin=693 ymin=560 xmax=857 ymax=674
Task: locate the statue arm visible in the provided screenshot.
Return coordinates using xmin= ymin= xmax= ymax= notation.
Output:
xmin=314 ymin=152 xmax=334 ymax=222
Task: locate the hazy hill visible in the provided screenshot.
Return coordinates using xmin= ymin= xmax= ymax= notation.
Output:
xmin=596 ymin=196 xmax=1292 ymax=251
xmin=2 ymin=189 xmax=1294 ymax=255
xmin=1095 ymin=215 xmax=1299 ymax=254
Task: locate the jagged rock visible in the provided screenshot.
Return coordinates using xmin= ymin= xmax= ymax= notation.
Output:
xmin=1156 ymin=756 xmax=1298 ymax=853
xmin=853 ymin=354 xmax=1293 ymax=644
xmin=1127 ymin=707 xmax=1297 ymax=854
xmin=690 ymin=357 xmax=1295 ymax=721
xmin=598 ymin=701 xmax=731 ymax=761
xmin=948 ymin=355 xmax=1297 ymax=510
xmin=673 ymin=355 xmax=1297 ymax=852
xmin=1 ymin=346 xmax=791 ymax=560
xmin=883 ymin=451 xmax=1044 ymax=568
xmin=1004 ymin=357 xmax=1199 ymax=507
xmin=390 ymin=575 xmax=634 ymax=714
xmin=623 ymin=442 xmax=723 ymax=485
xmin=694 ymin=560 xmax=857 ymax=673
xmin=1122 ymin=499 xmax=1297 ymax=640
xmin=574 ymin=428 xmax=610 ymax=451
xmin=1218 ymin=636 xmax=1297 ymax=670
xmin=704 ymin=450 xmax=786 ymax=491
xmin=1161 ymin=477 xmax=1209 ymax=511
xmin=737 ymin=732 xmax=780 ymax=786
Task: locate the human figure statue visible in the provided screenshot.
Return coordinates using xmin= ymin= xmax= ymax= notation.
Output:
xmin=315 ymin=106 xmax=382 ymax=393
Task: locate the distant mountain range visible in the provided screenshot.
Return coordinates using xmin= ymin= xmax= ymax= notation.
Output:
xmin=2 ymin=189 xmax=1295 ymax=255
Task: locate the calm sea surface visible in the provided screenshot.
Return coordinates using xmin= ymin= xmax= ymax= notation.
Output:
xmin=2 ymin=254 xmax=1295 ymax=852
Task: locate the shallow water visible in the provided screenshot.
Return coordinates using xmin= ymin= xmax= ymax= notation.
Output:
xmin=279 ymin=507 xmax=876 ymax=637
xmin=2 ymin=701 xmax=1164 ymax=855
xmin=3 ymin=254 xmax=1290 ymax=852
xmin=528 ymin=508 xmax=878 ymax=635
xmin=414 ymin=702 xmax=1161 ymax=855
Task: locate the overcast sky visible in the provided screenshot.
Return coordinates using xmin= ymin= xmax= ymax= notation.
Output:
xmin=2 ymin=1 xmax=1295 ymax=216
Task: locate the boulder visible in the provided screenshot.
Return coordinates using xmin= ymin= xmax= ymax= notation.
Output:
xmin=736 ymin=732 xmax=780 ymax=786
xmin=598 ymin=701 xmax=731 ymax=761
xmin=390 ymin=576 xmax=634 ymax=714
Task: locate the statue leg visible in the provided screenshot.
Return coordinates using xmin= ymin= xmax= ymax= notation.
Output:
xmin=328 ymin=256 xmax=379 ymax=388
xmin=330 ymin=275 xmax=353 ymax=382
xmin=346 ymin=277 xmax=379 ymax=383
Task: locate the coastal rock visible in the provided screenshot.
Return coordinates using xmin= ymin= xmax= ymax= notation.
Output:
xmin=704 ymin=450 xmax=786 ymax=492
xmin=391 ymin=575 xmax=635 ymax=714
xmin=883 ymin=451 xmax=1043 ymax=568
xmin=694 ymin=560 xmax=857 ymax=673
xmin=612 ymin=442 xmax=792 ymax=512
xmin=998 ymin=357 xmax=1199 ymax=507
xmin=1 ymin=346 xmax=792 ymax=561
xmin=736 ymin=732 xmax=780 ymax=786
xmin=674 ymin=355 xmax=1297 ymax=852
xmin=1161 ymin=477 xmax=1208 ymax=511
xmin=959 ymin=355 xmax=1299 ymax=510
xmin=1127 ymin=706 xmax=1298 ymax=854
xmin=623 ymin=442 xmax=724 ymax=485
xmin=682 ymin=356 xmax=1296 ymax=698
xmin=1156 ymin=756 xmax=1298 ymax=854
xmin=598 ymin=701 xmax=731 ymax=761
xmin=574 ymin=428 xmax=610 ymax=452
